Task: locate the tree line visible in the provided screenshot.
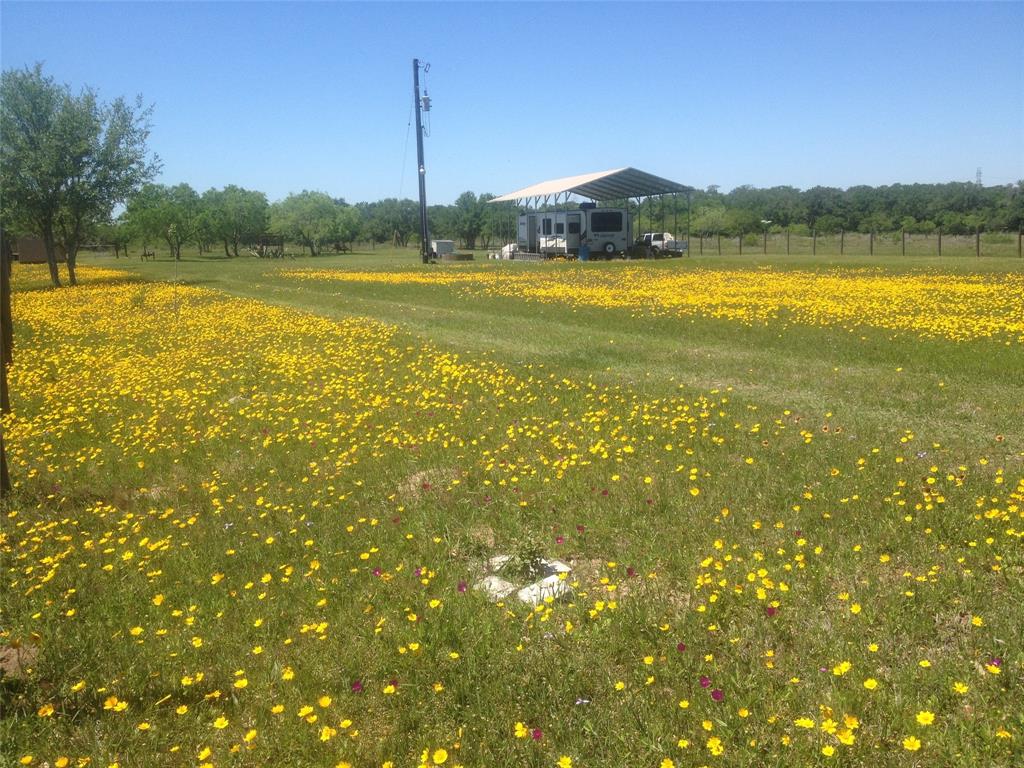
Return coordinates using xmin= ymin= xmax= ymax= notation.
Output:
xmin=4 ymin=63 xmax=1022 ymax=290
xmin=672 ymin=182 xmax=1024 ymax=237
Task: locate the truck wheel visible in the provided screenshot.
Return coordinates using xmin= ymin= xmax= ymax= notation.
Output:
xmin=602 ymin=242 xmax=616 ymax=255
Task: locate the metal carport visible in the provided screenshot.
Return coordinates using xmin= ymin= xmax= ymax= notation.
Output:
xmin=490 ymin=167 xmax=694 ymax=258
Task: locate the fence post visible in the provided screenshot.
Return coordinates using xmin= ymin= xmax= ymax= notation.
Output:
xmin=840 ymin=229 xmax=844 ymax=256
xmin=812 ymin=228 xmax=817 ymax=256
xmin=976 ymin=227 xmax=980 ymax=258
xmin=717 ymin=232 xmax=721 ymax=255
xmin=738 ymin=232 xmax=743 ymax=255
xmin=763 ymin=229 xmax=767 ymax=255
xmin=901 ymin=227 xmax=906 ymax=257
xmin=938 ymin=227 xmax=942 ymax=257
xmin=699 ymin=233 xmax=703 ymax=255
xmin=869 ymin=231 xmax=874 ymax=256
xmin=786 ymin=228 xmax=790 ymax=255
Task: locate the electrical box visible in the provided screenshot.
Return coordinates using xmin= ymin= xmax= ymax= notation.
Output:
xmin=431 ymin=240 xmax=455 ymax=256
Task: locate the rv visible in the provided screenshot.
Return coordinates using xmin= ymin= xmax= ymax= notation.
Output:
xmin=517 ymin=204 xmax=632 ymax=257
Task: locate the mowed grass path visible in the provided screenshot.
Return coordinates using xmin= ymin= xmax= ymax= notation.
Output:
xmin=2 ymin=251 xmax=1022 ymax=768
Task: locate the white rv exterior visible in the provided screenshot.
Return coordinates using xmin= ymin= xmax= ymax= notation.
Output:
xmin=517 ymin=206 xmax=632 ymax=256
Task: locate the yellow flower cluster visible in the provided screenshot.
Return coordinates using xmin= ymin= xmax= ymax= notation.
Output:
xmin=283 ymin=266 xmax=1024 ymax=343
xmin=4 ymin=266 xmax=1021 ymax=766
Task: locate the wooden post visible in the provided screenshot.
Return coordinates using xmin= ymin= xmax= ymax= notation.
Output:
xmin=812 ymin=228 xmax=817 ymax=256
xmin=717 ymin=232 xmax=721 ymax=255
xmin=738 ymin=232 xmax=743 ymax=255
xmin=938 ymin=227 xmax=942 ymax=257
xmin=1 ymin=226 xmax=12 ymax=497
xmin=763 ymin=229 xmax=768 ymax=254
xmin=699 ymin=233 xmax=704 ymax=255
xmin=870 ymin=230 xmax=874 ymax=256
xmin=1019 ymin=228 xmax=1022 ymax=258
xmin=901 ymin=227 xmax=906 ymax=256
xmin=840 ymin=229 xmax=844 ymax=256
xmin=976 ymin=227 xmax=980 ymax=258
xmin=786 ymin=228 xmax=790 ymax=255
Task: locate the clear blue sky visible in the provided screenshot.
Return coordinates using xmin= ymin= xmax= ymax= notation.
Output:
xmin=3 ymin=1 xmax=1022 ymax=204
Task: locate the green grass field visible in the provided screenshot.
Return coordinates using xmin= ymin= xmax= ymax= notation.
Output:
xmin=3 ymin=247 xmax=1022 ymax=768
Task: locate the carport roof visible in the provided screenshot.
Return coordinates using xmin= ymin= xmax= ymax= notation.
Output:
xmin=490 ymin=167 xmax=693 ymax=204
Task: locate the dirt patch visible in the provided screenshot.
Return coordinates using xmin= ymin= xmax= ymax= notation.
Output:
xmin=399 ymin=467 xmax=458 ymax=498
xmin=0 ymin=643 xmax=39 ymax=680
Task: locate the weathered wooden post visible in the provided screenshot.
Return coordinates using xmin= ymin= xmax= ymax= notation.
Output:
xmin=699 ymin=233 xmax=703 ymax=255
xmin=717 ymin=232 xmax=721 ymax=255
xmin=976 ymin=227 xmax=980 ymax=258
xmin=812 ymin=228 xmax=817 ymax=256
xmin=938 ymin=227 xmax=942 ymax=257
xmin=763 ymin=229 xmax=767 ymax=254
xmin=1 ymin=226 xmax=12 ymax=497
xmin=738 ymin=232 xmax=743 ymax=255
xmin=840 ymin=229 xmax=845 ymax=256
xmin=901 ymin=227 xmax=906 ymax=257
xmin=786 ymin=228 xmax=790 ymax=255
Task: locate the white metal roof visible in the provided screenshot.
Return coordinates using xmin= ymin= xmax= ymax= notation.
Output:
xmin=490 ymin=167 xmax=692 ymax=204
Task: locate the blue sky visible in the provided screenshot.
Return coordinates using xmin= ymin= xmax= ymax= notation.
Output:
xmin=2 ymin=1 xmax=1022 ymax=204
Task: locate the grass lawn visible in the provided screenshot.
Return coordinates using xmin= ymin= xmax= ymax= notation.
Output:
xmin=2 ymin=247 xmax=1022 ymax=767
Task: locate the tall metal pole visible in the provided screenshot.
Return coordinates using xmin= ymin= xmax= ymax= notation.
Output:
xmin=413 ymin=59 xmax=430 ymax=264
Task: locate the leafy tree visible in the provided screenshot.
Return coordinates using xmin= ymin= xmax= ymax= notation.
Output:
xmin=125 ymin=183 xmax=200 ymax=259
xmin=452 ymin=191 xmax=490 ymax=249
xmin=0 ymin=64 xmax=158 ymax=286
xmin=95 ymin=216 xmax=132 ymax=258
xmin=366 ymin=198 xmax=418 ymax=247
xmin=270 ymin=191 xmax=337 ymax=256
xmin=202 ymin=185 xmax=268 ymax=257
xmin=332 ymin=204 xmax=361 ymax=250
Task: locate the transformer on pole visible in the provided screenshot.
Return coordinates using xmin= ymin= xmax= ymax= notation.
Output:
xmin=413 ymin=59 xmax=430 ymax=263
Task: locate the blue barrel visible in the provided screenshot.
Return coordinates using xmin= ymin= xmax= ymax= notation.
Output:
xmin=579 ymin=244 xmax=590 ymax=261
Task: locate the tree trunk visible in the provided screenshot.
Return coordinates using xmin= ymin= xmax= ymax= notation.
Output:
xmin=66 ymin=246 xmax=78 ymax=286
xmin=232 ymin=238 xmax=239 ymax=258
xmin=43 ymin=227 xmax=62 ymax=287
xmin=223 ymin=239 xmax=231 ymax=258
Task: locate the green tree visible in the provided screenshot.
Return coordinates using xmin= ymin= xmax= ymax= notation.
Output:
xmin=125 ymin=183 xmax=200 ymax=260
xmin=202 ymin=185 xmax=269 ymax=257
xmin=452 ymin=191 xmax=490 ymax=249
xmin=271 ymin=191 xmax=339 ymax=256
xmin=1 ymin=64 xmax=158 ymax=286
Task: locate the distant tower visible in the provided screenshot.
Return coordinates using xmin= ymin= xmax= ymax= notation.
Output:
xmin=976 ymin=167 xmax=983 ymax=186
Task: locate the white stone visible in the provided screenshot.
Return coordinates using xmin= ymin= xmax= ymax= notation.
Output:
xmin=516 ymin=574 xmax=573 ymax=606
xmin=474 ymin=554 xmax=574 ymax=605
xmin=475 ymin=574 xmax=517 ymax=600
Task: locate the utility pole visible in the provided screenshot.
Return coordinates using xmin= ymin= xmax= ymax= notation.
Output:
xmin=413 ymin=58 xmax=430 ymax=264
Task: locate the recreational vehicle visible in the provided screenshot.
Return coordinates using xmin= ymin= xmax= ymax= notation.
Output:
xmin=517 ymin=204 xmax=632 ymax=257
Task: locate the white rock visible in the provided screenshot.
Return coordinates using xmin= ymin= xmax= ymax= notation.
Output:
xmin=516 ymin=574 xmax=573 ymax=606
xmin=475 ymin=574 xmax=517 ymax=600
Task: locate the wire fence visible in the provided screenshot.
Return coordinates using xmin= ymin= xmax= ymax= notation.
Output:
xmin=690 ymin=229 xmax=1024 ymax=259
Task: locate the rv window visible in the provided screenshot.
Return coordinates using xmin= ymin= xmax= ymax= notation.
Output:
xmin=568 ymin=221 xmax=581 ymax=234
xmin=556 ymin=223 xmax=565 ymax=234
xmin=590 ymin=211 xmax=623 ymax=232
xmin=542 ymin=218 xmax=553 ymax=235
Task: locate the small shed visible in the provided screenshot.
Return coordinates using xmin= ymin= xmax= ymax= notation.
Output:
xmin=15 ymin=237 xmax=66 ymax=264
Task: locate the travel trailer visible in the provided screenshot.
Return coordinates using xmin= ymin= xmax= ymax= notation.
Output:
xmin=517 ymin=204 xmax=632 ymax=257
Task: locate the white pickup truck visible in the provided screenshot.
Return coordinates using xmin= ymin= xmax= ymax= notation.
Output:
xmin=638 ymin=232 xmax=687 ymax=253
